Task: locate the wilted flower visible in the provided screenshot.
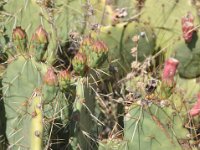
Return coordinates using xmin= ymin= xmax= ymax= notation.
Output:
xmin=181 ymin=12 xmax=195 ymax=42
xmin=162 ymin=58 xmax=179 ymax=86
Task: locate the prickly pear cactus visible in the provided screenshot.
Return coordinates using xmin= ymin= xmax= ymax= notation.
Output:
xmin=2 ymin=0 xmax=200 ymax=150
xmin=2 ymin=56 xmax=45 ymax=149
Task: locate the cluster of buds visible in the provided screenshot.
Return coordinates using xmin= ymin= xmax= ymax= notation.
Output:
xmin=12 ymin=26 xmax=27 ymax=52
xmin=12 ymin=25 xmax=49 ymax=61
xmin=162 ymin=58 xmax=179 ymax=87
xmin=181 ymin=12 xmax=195 ymax=43
xmin=79 ymin=36 xmax=108 ymax=69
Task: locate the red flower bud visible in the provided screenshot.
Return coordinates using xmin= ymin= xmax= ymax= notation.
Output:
xmin=12 ymin=26 xmax=27 ymax=52
xmin=190 ymin=93 xmax=200 ymax=117
xmin=92 ymin=40 xmax=108 ymax=53
xmin=81 ymin=36 xmax=94 ymax=46
xmin=31 ymin=25 xmax=49 ymax=61
xmin=181 ymin=12 xmax=195 ymax=42
xmin=73 ymin=52 xmax=87 ymax=64
xmin=58 ymin=70 xmax=71 ymax=90
xmin=58 ymin=70 xmax=71 ymax=80
xmin=72 ymin=52 xmax=87 ymax=76
xmin=43 ymin=67 xmax=58 ymax=86
xmin=33 ymin=25 xmax=48 ymax=44
xmin=12 ymin=26 xmax=27 ymax=40
xmin=162 ymin=58 xmax=179 ymax=86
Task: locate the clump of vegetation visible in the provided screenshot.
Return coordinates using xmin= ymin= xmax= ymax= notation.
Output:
xmin=0 ymin=0 xmax=200 ymax=149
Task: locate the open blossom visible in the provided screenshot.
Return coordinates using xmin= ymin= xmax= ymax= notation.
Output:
xmin=190 ymin=93 xmax=200 ymax=117
xmin=181 ymin=12 xmax=195 ymax=42
xmin=162 ymin=58 xmax=179 ymax=86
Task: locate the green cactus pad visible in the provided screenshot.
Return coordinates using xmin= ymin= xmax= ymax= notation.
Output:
xmin=174 ymin=33 xmax=200 ymax=78
xmin=124 ymin=104 xmax=190 ymax=150
xmin=2 ymin=56 xmax=45 ymax=149
xmin=140 ymin=0 xmax=198 ymax=51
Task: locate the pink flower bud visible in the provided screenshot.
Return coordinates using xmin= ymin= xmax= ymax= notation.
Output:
xmin=43 ymin=67 xmax=58 ymax=86
xmin=12 ymin=26 xmax=27 ymax=40
xmin=81 ymin=36 xmax=94 ymax=46
xmin=162 ymin=58 xmax=179 ymax=86
xmin=189 ymin=93 xmax=200 ymax=117
xmin=33 ymin=25 xmax=48 ymax=44
xmin=181 ymin=12 xmax=195 ymax=42
xmin=92 ymin=40 xmax=108 ymax=53
xmin=12 ymin=26 xmax=27 ymax=52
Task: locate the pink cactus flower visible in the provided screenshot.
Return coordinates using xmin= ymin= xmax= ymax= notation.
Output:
xmin=190 ymin=93 xmax=200 ymax=117
xmin=181 ymin=12 xmax=195 ymax=42
xmin=162 ymin=58 xmax=179 ymax=86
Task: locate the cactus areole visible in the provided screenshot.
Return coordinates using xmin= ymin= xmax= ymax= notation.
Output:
xmin=181 ymin=12 xmax=195 ymax=43
xmin=162 ymin=58 xmax=179 ymax=86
